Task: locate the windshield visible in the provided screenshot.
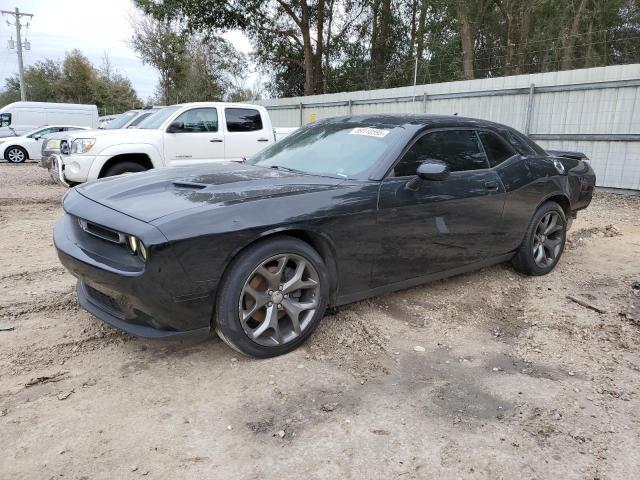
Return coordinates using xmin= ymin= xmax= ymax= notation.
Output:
xmin=247 ymin=122 xmax=401 ymax=179
xmin=103 ymin=111 xmax=138 ymax=129
xmin=137 ymin=106 xmax=181 ymax=129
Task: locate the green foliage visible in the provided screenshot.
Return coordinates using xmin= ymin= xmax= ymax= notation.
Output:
xmin=0 ymin=50 xmax=142 ymax=114
xmin=135 ymin=0 xmax=640 ymax=97
xmin=129 ymin=15 xmax=249 ymax=103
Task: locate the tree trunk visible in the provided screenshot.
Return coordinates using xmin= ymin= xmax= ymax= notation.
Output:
xmin=299 ymin=1 xmax=315 ymax=95
xmin=416 ymin=0 xmax=428 ymax=64
xmin=314 ymin=0 xmax=325 ymax=94
xmin=504 ymin=0 xmax=517 ymax=74
xmin=323 ymin=0 xmax=335 ymax=93
xmin=457 ymin=3 xmax=475 ymax=80
xmin=515 ymin=1 xmax=533 ymax=74
xmin=561 ymin=0 xmax=588 ymax=70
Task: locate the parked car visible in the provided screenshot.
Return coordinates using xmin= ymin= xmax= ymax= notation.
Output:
xmin=54 ymin=114 xmax=596 ymax=357
xmin=98 ymin=114 xmax=118 ymax=128
xmin=48 ymin=102 xmax=297 ymax=186
xmin=100 ymin=107 xmax=164 ymax=130
xmin=0 ymin=125 xmax=90 ymax=163
xmin=0 ymin=102 xmax=98 ymax=137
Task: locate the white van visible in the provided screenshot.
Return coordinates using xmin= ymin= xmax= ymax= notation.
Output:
xmin=0 ymin=102 xmax=98 ymax=137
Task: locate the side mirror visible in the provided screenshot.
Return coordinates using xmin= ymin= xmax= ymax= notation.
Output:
xmin=416 ymin=159 xmax=450 ymax=181
xmin=406 ymin=158 xmax=450 ymax=191
xmin=33 ymin=135 xmax=41 ymax=140
xmin=166 ymin=121 xmax=185 ymax=133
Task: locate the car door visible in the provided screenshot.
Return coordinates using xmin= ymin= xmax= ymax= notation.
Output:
xmin=223 ymin=107 xmax=270 ymax=160
xmin=27 ymin=127 xmax=64 ymax=159
xmin=372 ymin=128 xmax=506 ymax=286
xmin=163 ymin=107 xmax=225 ymax=165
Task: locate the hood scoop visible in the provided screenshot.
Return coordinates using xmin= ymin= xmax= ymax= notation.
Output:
xmin=172 ymin=181 xmax=207 ymax=190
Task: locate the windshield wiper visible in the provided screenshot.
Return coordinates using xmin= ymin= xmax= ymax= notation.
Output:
xmin=269 ymin=165 xmax=308 ymax=175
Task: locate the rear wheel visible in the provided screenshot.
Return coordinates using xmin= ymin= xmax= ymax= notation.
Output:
xmin=102 ymin=161 xmax=147 ymax=177
xmin=512 ymin=201 xmax=567 ymax=276
xmin=215 ymin=236 xmax=329 ymax=357
xmin=5 ymin=146 xmax=28 ymax=163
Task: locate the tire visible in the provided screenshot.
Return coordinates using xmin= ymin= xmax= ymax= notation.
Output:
xmin=4 ymin=146 xmax=28 ymax=163
xmin=512 ymin=201 xmax=567 ymax=276
xmin=102 ymin=161 xmax=147 ymax=177
xmin=215 ymin=236 xmax=330 ymax=358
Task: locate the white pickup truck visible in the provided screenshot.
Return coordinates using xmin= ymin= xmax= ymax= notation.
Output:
xmin=48 ymin=102 xmax=297 ymax=186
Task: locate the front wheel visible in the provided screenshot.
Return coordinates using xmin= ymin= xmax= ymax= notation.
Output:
xmin=102 ymin=161 xmax=147 ymax=177
xmin=5 ymin=146 xmax=28 ymax=163
xmin=512 ymin=201 xmax=567 ymax=276
xmin=215 ymin=236 xmax=329 ymax=357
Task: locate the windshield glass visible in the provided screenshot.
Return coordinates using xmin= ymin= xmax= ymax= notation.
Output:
xmin=103 ymin=111 xmax=138 ymax=129
xmin=137 ymin=106 xmax=181 ymax=129
xmin=247 ymin=122 xmax=401 ymax=179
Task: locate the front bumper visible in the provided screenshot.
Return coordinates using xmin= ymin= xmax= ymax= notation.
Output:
xmin=54 ymin=192 xmax=214 ymax=339
xmin=47 ymin=154 xmax=70 ymax=187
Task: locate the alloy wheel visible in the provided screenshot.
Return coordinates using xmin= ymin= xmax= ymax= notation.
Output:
xmin=238 ymin=253 xmax=320 ymax=347
xmin=7 ymin=148 xmax=25 ymax=163
xmin=532 ymin=211 xmax=564 ymax=268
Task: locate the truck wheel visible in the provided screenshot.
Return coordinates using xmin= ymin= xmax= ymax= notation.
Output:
xmin=102 ymin=161 xmax=147 ymax=177
xmin=5 ymin=146 xmax=28 ymax=163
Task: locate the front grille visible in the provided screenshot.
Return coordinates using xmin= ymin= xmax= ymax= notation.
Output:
xmin=78 ymin=218 xmax=125 ymax=244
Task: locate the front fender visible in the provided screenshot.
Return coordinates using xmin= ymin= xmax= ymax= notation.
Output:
xmin=87 ymin=143 xmax=163 ymax=180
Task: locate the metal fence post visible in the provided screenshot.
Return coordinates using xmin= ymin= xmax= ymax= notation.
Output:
xmin=299 ymin=102 xmax=303 ymax=126
xmin=525 ymin=83 xmax=535 ymax=135
xmin=422 ymin=93 xmax=428 ymax=113
xmin=348 ymin=99 xmax=352 ymax=115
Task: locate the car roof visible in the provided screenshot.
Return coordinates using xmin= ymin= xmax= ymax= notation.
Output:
xmin=316 ymin=113 xmax=509 ymax=131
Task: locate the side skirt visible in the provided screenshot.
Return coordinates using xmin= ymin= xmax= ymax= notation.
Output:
xmin=335 ymin=253 xmax=515 ymax=307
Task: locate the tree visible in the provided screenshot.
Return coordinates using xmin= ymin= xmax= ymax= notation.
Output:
xmin=0 ymin=50 xmax=141 ymax=113
xmin=129 ymin=14 xmax=249 ymax=103
xmin=129 ymin=16 xmax=190 ymax=105
xmin=133 ymin=0 xmax=640 ymax=97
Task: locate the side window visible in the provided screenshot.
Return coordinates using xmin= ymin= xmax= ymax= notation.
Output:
xmin=225 ymin=108 xmax=263 ymax=132
xmin=394 ymin=129 xmax=488 ymax=177
xmin=477 ymin=131 xmax=516 ymax=167
xmin=497 ymin=127 xmax=545 ymax=156
xmin=30 ymin=127 xmax=56 ymax=138
xmin=173 ymin=108 xmax=218 ymax=132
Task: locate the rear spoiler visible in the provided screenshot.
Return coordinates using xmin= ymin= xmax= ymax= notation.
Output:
xmin=546 ymin=150 xmax=588 ymax=161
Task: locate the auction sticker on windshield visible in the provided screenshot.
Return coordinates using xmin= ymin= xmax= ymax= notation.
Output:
xmin=349 ymin=127 xmax=390 ymax=138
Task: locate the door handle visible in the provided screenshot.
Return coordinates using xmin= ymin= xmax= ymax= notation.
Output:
xmin=484 ymin=181 xmax=499 ymax=190
xmin=210 ymin=139 xmax=223 ymax=143
xmin=257 ymin=138 xmax=269 ymax=142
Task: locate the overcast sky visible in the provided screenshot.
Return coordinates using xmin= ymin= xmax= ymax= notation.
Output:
xmin=0 ymin=0 xmax=253 ymax=101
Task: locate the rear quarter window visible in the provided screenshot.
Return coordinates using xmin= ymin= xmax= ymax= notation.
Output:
xmin=225 ymin=108 xmax=263 ymax=132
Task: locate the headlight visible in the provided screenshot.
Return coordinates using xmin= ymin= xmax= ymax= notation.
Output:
xmin=127 ymin=235 xmax=148 ymax=262
xmin=47 ymin=139 xmax=61 ymax=149
xmin=70 ymin=138 xmax=96 ymax=154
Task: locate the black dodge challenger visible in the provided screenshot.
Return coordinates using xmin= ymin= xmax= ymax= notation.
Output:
xmin=54 ymin=115 xmax=596 ymax=357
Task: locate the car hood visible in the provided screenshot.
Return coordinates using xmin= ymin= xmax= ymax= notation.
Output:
xmin=75 ymin=162 xmax=345 ymax=223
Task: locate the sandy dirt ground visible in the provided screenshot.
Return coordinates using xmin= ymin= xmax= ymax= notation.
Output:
xmin=1 ymin=162 xmax=639 ymax=480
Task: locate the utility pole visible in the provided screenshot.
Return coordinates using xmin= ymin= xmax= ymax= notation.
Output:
xmin=2 ymin=8 xmax=34 ymax=101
